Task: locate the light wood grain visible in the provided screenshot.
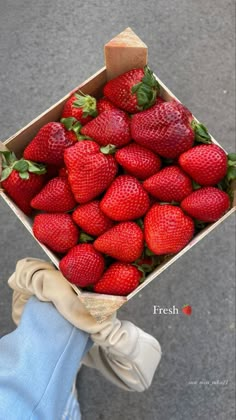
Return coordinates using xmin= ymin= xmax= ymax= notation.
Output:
xmin=104 ymin=27 xmax=147 ymax=80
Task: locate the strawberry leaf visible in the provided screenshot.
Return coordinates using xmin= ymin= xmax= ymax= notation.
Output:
xmin=79 ymin=232 xmax=94 ymax=243
xmin=0 ymin=150 xmax=17 ymax=165
xmin=131 ymin=66 xmax=160 ymax=111
xmin=61 ymin=117 xmax=78 ymax=131
xmin=227 ymin=166 xmax=236 ymax=181
xmin=19 ymin=172 xmax=30 ymax=180
xmin=145 ymin=247 xmax=155 ymax=257
xmin=228 ymin=160 xmax=236 ymax=168
xmin=100 ymin=144 xmax=116 ymax=155
xmin=0 ymin=167 xmax=12 ymax=182
xmin=135 ymin=218 xmax=144 ymax=229
xmin=27 ymin=161 xmax=47 ymax=175
xmin=227 ymin=153 xmax=236 ymax=161
xmin=192 ymin=180 xmax=202 ymax=190
xmin=192 ymin=121 xmax=212 ymax=144
xmin=13 ymin=159 xmax=29 ymax=172
xmin=73 ymin=92 xmax=97 ymax=117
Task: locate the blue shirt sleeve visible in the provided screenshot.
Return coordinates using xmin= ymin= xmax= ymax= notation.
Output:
xmin=0 ymin=296 xmax=92 ymax=420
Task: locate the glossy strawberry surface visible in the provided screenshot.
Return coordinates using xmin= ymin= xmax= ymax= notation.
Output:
xmin=181 ymin=187 xmax=230 ymax=222
xmin=59 ymin=244 xmax=105 ymax=287
xmin=64 ymin=141 xmax=118 ymax=203
xmin=179 ymin=144 xmax=227 ymax=186
xmin=94 ymin=222 xmax=144 ymax=263
xmin=94 ymin=262 xmax=141 ymax=296
xmin=144 ymin=204 xmax=194 ymax=255
xmin=143 ymin=166 xmax=193 ymax=202
xmin=100 ymin=175 xmax=150 ymax=221
xmin=131 ymin=101 xmax=194 ymax=158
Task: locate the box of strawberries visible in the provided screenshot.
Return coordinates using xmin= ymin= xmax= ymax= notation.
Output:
xmin=0 ymin=28 xmax=235 ymax=322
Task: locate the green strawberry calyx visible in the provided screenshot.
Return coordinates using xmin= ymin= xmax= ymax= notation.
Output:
xmin=79 ymin=232 xmax=94 ymax=243
xmin=131 ymin=66 xmax=160 ymax=111
xmin=100 ymin=144 xmax=117 ymax=155
xmin=226 ymin=153 xmax=236 ymax=182
xmin=217 ymin=153 xmax=236 ymax=204
xmin=73 ymin=91 xmax=97 ymax=118
xmin=132 ymin=264 xmax=146 ymax=283
xmin=191 ymin=120 xmax=212 ymax=144
xmin=0 ymin=151 xmax=46 ymax=182
xmin=60 ymin=117 xmax=92 ymax=140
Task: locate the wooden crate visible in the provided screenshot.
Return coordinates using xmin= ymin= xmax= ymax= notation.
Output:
xmin=1 ymin=28 xmax=235 ymax=323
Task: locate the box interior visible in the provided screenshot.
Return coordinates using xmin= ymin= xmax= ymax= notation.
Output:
xmin=1 ymin=64 xmax=235 ymax=312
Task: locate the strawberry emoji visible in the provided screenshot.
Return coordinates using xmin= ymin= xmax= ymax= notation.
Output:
xmin=144 ymin=204 xmax=194 ymax=255
xmin=182 ymin=304 xmax=192 ymax=315
xmin=64 ymin=141 xmax=118 ymax=203
xmin=131 ymin=101 xmax=211 ymax=158
xmin=80 ymin=110 xmax=131 ymax=147
xmin=61 ymin=92 xmax=97 ymax=125
xmin=100 ymin=175 xmax=150 ymax=221
xmin=72 ymin=200 xmax=114 ymax=236
xmin=94 ymin=222 xmax=144 ymax=263
xmin=179 ymin=144 xmax=227 ymax=186
xmin=104 ymin=66 xmax=160 ymax=113
xmin=0 ymin=151 xmax=46 ymax=215
xmin=31 ymin=176 xmax=76 ymax=213
xmin=33 ymin=213 xmax=79 ymax=253
xmin=181 ymin=187 xmax=230 ymax=222
xmin=143 ymin=166 xmax=193 ymax=202
xmin=94 ymin=262 xmax=141 ymax=296
xmin=115 ymin=143 xmax=161 ymax=180
xmin=59 ymin=244 xmax=105 ymax=287
xmin=97 ymin=97 xmax=118 ymax=114
xmin=23 ymin=122 xmax=74 ymax=166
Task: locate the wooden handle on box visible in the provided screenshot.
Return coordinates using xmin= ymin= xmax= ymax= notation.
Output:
xmin=104 ymin=27 xmax=148 ymax=80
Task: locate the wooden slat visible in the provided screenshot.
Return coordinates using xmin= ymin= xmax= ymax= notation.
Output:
xmin=104 ymin=27 xmax=147 ymax=80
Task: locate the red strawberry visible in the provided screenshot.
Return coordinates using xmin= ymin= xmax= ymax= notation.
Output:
xmin=58 ymin=167 xmax=68 ymax=178
xmin=44 ymin=164 xmax=60 ymax=182
xmin=72 ymin=200 xmax=114 ymax=236
xmin=80 ymin=110 xmax=131 ymax=148
xmin=181 ymin=187 xmax=230 ymax=222
xmin=0 ymin=151 xmax=46 ymax=215
xmin=143 ymin=166 xmax=193 ymax=202
xmin=64 ymin=141 xmax=118 ymax=203
xmin=182 ymin=304 xmax=192 ymax=315
xmin=94 ymin=222 xmax=144 ymax=263
xmin=100 ymin=175 xmax=150 ymax=221
xmin=33 ymin=213 xmax=79 ymax=253
xmin=131 ymin=101 xmax=210 ymax=158
xmin=179 ymin=144 xmax=227 ymax=186
xmin=97 ymin=97 xmax=118 ymax=114
xmin=144 ymin=204 xmax=194 ymax=255
xmin=115 ymin=143 xmax=161 ymax=180
xmin=31 ymin=177 xmax=76 ymax=212
xmin=23 ymin=122 xmax=74 ymax=166
xmin=61 ymin=92 xmax=97 ymax=125
xmin=104 ymin=66 xmax=160 ymax=113
xmin=94 ymin=262 xmax=141 ymax=296
xmin=59 ymin=244 xmax=105 ymax=287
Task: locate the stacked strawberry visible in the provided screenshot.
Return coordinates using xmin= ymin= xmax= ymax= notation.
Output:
xmin=1 ymin=66 xmax=235 ymax=297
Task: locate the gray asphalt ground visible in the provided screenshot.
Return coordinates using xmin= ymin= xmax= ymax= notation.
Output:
xmin=0 ymin=1 xmax=235 ymax=419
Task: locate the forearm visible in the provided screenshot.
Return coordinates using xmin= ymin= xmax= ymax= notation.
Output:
xmin=0 ymin=296 xmax=92 ymax=419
